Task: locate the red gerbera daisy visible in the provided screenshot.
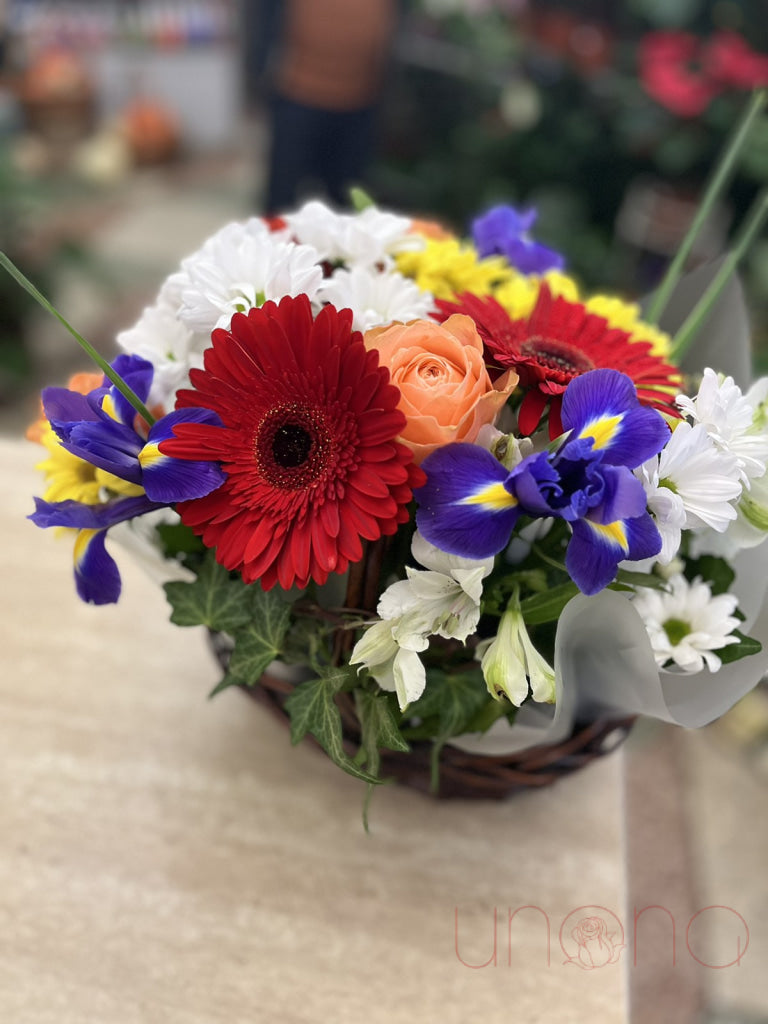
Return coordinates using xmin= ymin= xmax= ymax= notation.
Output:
xmin=159 ymin=294 xmax=424 ymax=591
xmin=435 ymin=286 xmax=681 ymax=437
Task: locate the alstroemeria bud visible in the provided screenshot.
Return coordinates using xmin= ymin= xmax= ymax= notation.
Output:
xmin=479 ymin=590 xmax=556 ymax=706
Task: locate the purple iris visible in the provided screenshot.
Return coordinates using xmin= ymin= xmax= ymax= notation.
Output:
xmin=471 ymin=204 xmax=565 ymax=276
xmin=415 ymin=369 xmax=670 ymax=596
xmin=30 ymin=354 xmax=226 ymax=604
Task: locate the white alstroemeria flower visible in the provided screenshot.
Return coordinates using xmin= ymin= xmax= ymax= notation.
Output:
xmin=631 ymin=575 xmax=740 ymax=673
xmin=637 ymin=421 xmax=742 ymax=562
xmin=177 ymin=219 xmax=323 ymax=333
xmin=117 ymin=274 xmax=206 ymax=411
xmin=285 ymin=200 xmax=422 ymax=268
xmin=348 ymin=619 xmax=427 ymax=710
xmin=677 ymin=368 xmax=768 ymax=485
xmin=349 ymin=532 xmax=494 ymax=708
xmin=317 ymin=265 xmax=436 ymax=333
xmin=380 ymin=532 xmax=495 ymax=643
xmin=475 ymin=593 xmax=555 ymax=705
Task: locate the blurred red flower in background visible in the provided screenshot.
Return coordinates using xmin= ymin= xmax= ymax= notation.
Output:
xmin=639 ymin=30 xmax=768 ymax=118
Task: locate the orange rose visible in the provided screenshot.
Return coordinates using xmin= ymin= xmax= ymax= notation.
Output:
xmin=365 ymin=315 xmax=518 ymax=463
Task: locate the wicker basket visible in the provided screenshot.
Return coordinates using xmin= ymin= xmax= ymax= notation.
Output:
xmin=209 ymin=632 xmax=634 ymax=800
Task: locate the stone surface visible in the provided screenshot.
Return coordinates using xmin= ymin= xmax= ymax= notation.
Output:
xmin=0 ymin=438 xmax=629 ymax=1023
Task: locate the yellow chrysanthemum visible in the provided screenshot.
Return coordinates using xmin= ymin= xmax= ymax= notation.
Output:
xmin=35 ymin=422 xmax=143 ymax=506
xmin=396 ymin=238 xmax=509 ymax=302
xmin=586 ymin=295 xmax=672 ymax=358
xmin=494 ymin=270 xmax=580 ymax=321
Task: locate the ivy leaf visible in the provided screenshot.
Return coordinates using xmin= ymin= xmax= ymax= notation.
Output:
xmin=717 ymin=630 xmax=763 ymax=665
xmin=163 ymin=551 xmax=253 ymax=632
xmin=227 ymin=588 xmax=293 ymax=685
xmin=355 ymin=690 xmax=409 ymax=778
xmin=520 ymin=581 xmax=579 ymax=624
xmin=285 ymin=669 xmax=381 ymax=785
xmin=355 ymin=690 xmax=409 ymax=829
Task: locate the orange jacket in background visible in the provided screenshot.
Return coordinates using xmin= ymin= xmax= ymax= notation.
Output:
xmin=275 ymin=0 xmax=397 ymax=111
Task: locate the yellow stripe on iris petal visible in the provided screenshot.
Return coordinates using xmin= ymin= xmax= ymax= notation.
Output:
xmin=586 ymin=519 xmax=629 ymax=552
xmin=579 ymin=414 xmax=622 ymax=451
xmin=101 ymin=393 xmax=118 ymax=421
xmin=138 ymin=442 xmax=166 ymax=468
xmin=73 ymin=528 xmax=99 ymax=567
xmin=462 ymin=482 xmax=518 ymax=511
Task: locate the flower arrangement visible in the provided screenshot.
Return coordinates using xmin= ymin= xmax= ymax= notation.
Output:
xmin=7 ymin=95 xmax=768 ymax=807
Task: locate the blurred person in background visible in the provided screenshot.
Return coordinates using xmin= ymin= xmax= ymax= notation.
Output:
xmin=255 ymin=0 xmax=399 ymax=212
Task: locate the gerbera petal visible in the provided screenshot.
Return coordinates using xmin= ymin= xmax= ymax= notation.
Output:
xmin=517 ymin=388 xmax=549 ymax=436
xmin=169 ymin=297 xmax=420 ymax=590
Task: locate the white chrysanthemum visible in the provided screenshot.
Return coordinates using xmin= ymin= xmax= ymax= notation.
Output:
xmin=117 ymin=275 xmax=207 ymax=411
xmin=317 ymin=266 xmax=436 ymax=332
xmin=350 ymin=532 xmax=494 ymax=708
xmin=631 ymin=574 xmax=740 ymax=673
xmin=677 ymin=368 xmax=768 ymax=485
xmin=177 ymin=218 xmax=323 ymax=334
xmin=637 ymin=421 xmax=742 ymax=562
xmin=285 ymin=200 xmax=422 ymax=268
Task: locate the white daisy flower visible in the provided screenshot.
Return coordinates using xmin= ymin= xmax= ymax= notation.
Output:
xmin=637 ymin=421 xmax=742 ymax=562
xmin=677 ymin=368 xmax=768 ymax=485
xmin=116 ymin=275 xmax=207 ymax=411
xmin=631 ymin=574 xmax=740 ymax=673
xmin=317 ymin=266 xmax=436 ymax=332
xmin=285 ymin=200 xmax=422 ymax=269
xmin=177 ymin=219 xmax=323 ymax=334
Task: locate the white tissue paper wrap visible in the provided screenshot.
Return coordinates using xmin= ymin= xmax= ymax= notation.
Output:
xmin=451 ymin=261 xmax=768 ymax=755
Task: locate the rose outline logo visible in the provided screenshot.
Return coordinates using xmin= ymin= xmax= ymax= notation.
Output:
xmin=560 ymin=906 xmax=625 ymax=970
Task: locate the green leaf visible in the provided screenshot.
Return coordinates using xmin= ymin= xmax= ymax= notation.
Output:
xmin=163 ymin=551 xmax=254 ymax=632
xmin=717 ymin=630 xmax=763 ymax=665
xmin=462 ymin=695 xmax=511 ymax=734
xmin=355 ymin=690 xmax=409 ymax=830
xmin=408 ymin=670 xmax=489 ymax=740
xmin=227 ymin=589 xmax=293 ymax=685
xmin=285 ymin=670 xmax=381 ymax=785
xmin=349 ymin=186 xmax=375 ymax=211
xmin=614 ymin=568 xmax=670 ymax=591
xmin=520 ymin=582 xmax=579 ymax=624
xmin=684 ymin=555 xmax=736 ymax=596
xmin=208 ymin=672 xmax=241 ymax=699
xmin=355 ymin=690 xmax=409 ymax=777
xmin=155 ymin=522 xmax=205 ymax=559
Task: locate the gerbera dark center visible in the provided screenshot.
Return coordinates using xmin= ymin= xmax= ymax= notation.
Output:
xmin=255 ymin=403 xmax=334 ymax=490
xmin=521 ymin=335 xmax=595 ymax=375
xmin=272 ymin=424 xmax=312 ymax=468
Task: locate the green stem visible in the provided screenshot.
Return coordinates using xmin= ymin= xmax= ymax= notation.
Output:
xmin=0 ymin=251 xmax=156 ymax=426
xmin=645 ymin=89 xmax=767 ymax=326
xmin=531 ymin=543 xmax=569 ymax=575
xmin=670 ymin=188 xmax=768 ymax=363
